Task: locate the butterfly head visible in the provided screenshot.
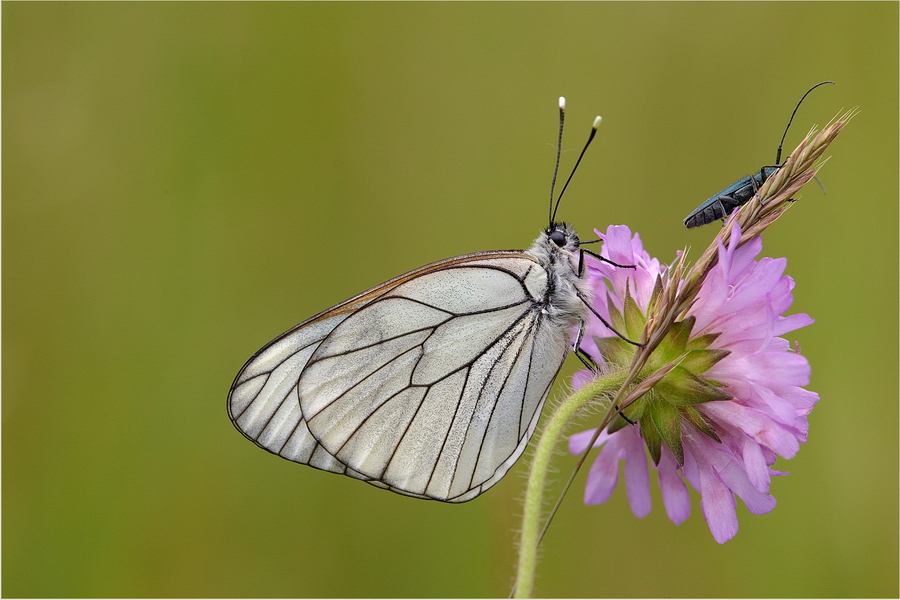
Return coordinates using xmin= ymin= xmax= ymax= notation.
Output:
xmin=545 ymin=222 xmax=581 ymax=254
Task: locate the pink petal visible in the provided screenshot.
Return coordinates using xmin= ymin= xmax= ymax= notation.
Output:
xmin=702 ymin=402 xmax=801 ymax=459
xmin=568 ymin=428 xmax=610 ymax=455
xmin=698 ymin=465 xmax=739 ymax=544
xmin=719 ymin=260 xmax=787 ymax=315
xmin=746 ymin=352 xmax=811 ymax=386
xmin=602 ymin=225 xmax=639 ymax=265
xmin=584 ymin=439 xmax=624 ymax=505
xmin=729 ymin=233 xmax=763 ymax=277
xmin=773 ymin=313 xmax=814 ymax=336
xmin=753 ymin=384 xmax=808 ymax=430
xmin=771 ymin=384 xmax=819 ymax=414
xmin=716 ymin=457 xmax=777 ymax=516
xmin=741 ymin=434 xmax=770 ymax=492
xmin=658 ymin=449 xmax=691 ymax=525
xmin=623 ymin=429 xmax=652 ymax=518
xmin=679 ymin=440 xmax=702 ymax=491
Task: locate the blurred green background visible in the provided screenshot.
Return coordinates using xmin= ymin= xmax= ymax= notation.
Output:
xmin=4 ymin=3 xmax=897 ymax=597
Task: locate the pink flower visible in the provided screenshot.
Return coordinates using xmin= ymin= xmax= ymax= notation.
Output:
xmin=569 ymin=224 xmax=818 ymax=543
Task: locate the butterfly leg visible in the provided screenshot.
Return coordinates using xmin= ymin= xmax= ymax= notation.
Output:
xmin=573 ymin=249 xmax=642 ymax=346
xmin=578 ymin=247 xmax=636 ymax=273
xmin=571 ymin=321 xmax=636 ymax=425
xmin=574 ymin=289 xmax=642 ymax=347
xmin=571 ymin=320 xmax=597 ymax=370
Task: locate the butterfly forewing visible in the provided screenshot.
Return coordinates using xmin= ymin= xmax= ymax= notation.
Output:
xmin=227 ymin=249 xmax=574 ymax=502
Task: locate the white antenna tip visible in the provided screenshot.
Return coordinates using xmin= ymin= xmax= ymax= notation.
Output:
xmin=558 ymin=97 xmax=566 ymax=110
xmin=592 ymin=116 xmax=602 ymax=130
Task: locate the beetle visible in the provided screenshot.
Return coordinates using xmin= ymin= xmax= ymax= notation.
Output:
xmin=683 ymin=81 xmax=834 ymax=229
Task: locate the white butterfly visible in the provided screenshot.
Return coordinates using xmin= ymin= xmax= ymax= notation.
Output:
xmin=227 ymin=99 xmax=635 ymax=502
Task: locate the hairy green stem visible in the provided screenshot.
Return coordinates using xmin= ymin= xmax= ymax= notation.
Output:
xmin=513 ymin=369 xmax=627 ymax=598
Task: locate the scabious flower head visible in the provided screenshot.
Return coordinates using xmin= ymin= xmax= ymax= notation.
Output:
xmin=569 ymin=224 xmax=818 ymax=543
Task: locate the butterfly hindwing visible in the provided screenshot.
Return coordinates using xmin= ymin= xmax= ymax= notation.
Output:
xmin=227 ymin=251 xmax=572 ymax=502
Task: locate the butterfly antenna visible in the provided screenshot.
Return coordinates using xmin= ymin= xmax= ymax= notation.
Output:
xmin=548 ymin=97 xmax=566 ymax=227
xmin=551 ymin=114 xmax=602 ymax=224
xmin=774 ymin=81 xmax=835 ymax=164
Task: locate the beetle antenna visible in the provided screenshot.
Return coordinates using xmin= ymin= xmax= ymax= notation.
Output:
xmin=774 ymin=81 xmax=835 ymax=164
xmin=548 ymin=97 xmax=566 ymax=227
xmin=551 ymin=114 xmax=602 ymax=225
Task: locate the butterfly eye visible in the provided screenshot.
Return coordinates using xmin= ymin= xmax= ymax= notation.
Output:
xmin=549 ymin=230 xmax=567 ymax=247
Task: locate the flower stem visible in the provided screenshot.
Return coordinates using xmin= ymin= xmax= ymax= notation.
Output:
xmin=514 ymin=369 xmax=627 ymax=598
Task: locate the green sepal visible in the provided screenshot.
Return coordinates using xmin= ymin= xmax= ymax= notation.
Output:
xmin=687 ymin=332 xmax=722 ymax=351
xmin=653 ymin=318 xmax=693 ymax=365
xmin=593 ymin=337 xmax=634 ymax=366
xmin=622 ymin=290 xmax=645 ymax=341
xmin=607 ymin=399 xmax=644 ymax=434
xmin=679 ymin=348 xmax=731 ymax=374
xmin=640 ymin=410 xmax=663 ymax=465
xmin=681 ymin=405 xmax=722 ymax=444
xmin=668 ymin=316 xmax=695 ymax=355
xmin=606 ymin=291 xmax=625 ymax=333
xmin=592 ymin=336 xmax=621 ymax=357
xmin=648 ymin=396 xmax=684 ymax=465
xmin=656 ymin=366 xmax=733 ymax=406
xmin=647 ymin=274 xmax=665 ymax=317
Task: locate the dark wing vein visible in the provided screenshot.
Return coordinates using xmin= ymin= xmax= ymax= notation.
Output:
xmin=229 ymin=337 xmax=322 ymax=422
xmin=441 ymin=315 xmax=535 ymax=496
xmin=312 ymin=344 xmax=425 ymax=457
xmin=462 ymin=314 xmax=541 ymax=491
xmin=389 ymin=306 xmax=538 ymax=495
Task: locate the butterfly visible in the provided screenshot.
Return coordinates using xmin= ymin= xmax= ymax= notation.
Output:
xmin=227 ymin=98 xmax=637 ymax=502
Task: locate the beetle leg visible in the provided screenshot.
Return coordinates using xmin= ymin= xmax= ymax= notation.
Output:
xmin=717 ymin=196 xmax=729 ymax=223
